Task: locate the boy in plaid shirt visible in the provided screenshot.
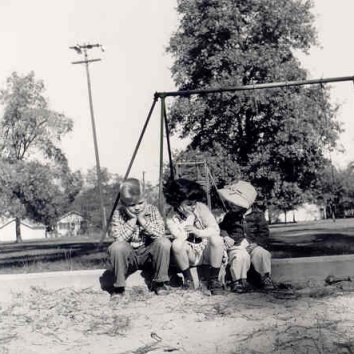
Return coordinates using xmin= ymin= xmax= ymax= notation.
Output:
xmin=108 ymin=178 xmax=171 ymax=296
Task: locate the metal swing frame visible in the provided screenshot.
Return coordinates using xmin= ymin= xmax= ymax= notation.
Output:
xmin=100 ymin=74 xmax=354 ymax=243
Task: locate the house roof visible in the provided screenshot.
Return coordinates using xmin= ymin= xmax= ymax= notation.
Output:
xmin=0 ymin=218 xmax=46 ymax=230
xmin=57 ymin=211 xmax=85 ymax=222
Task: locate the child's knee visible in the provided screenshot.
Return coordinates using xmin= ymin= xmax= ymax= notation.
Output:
xmin=230 ymin=251 xmax=250 ymax=265
xmin=154 ymin=237 xmax=171 ymax=251
xmin=209 ymin=234 xmax=224 ymax=248
xmin=172 ymin=238 xmax=186 ymax=253
xmin=108 ymin=240 xmax=130 ymax=256
xmin=239 ymin=251 xmax=251 ymax=263
xmin=252 ymin=246 xmax=271 ymax=259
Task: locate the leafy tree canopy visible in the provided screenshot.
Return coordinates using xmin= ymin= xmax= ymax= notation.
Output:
xmin=0 ymin=160 xmax=82 ymax=228
xmin=72 ymin=168 xmax=159 ymax=232
xmin=0 ymin=72 xmax=80 ymax=240
xmin=167 ymin=0 xmax=341 ymax=210
xmin=0 ymin=71 xmax=72 ymax=163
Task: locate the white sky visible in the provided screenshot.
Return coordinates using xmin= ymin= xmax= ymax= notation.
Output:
xmin=0 ymin=0 xmax=353 ymax=183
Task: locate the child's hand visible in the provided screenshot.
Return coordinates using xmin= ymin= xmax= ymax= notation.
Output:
xmin=137 ymin=208 xmax=147 ymax=226
xmin=166 ymin=219 xmax=187 ymax=241
xmin=137 ymin=208 xmax=147 ymax=218
xmin=184 ymin=225 xmax=196 ymax=234
xmin=224 ymin=236 xmax=235 ymax=248
xmin=246 ymin=242 xmax=258 ymax=253
xmin=178 ymin=205 xmax=193 ymax=217
xmin=125 ymin=208 xmax=138 ymax=220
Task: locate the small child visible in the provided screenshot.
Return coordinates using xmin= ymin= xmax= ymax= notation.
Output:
xmin=108 ymin=178 xmax=171 ymax=296
xmin=164 ymin=178 xmax=225 ymax=295
xmin=218 ymin=181 xmax=275 ymax=293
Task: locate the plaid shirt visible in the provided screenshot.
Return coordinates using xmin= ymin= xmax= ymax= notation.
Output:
xmin=110 ymin=204 xmax=165 ymax=248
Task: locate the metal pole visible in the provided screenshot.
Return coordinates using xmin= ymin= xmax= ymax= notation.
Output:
xmin=159 ymin=96 xmax=166 ymax=213
xmin=204 ymin=160 xmax=212 ymax=209
xmin=83 ymin=48 xmax=107 ymax=232
xmin=100 ymin=95 xmax=158 ymax=244
xmin=330 ymin=153 xmax=336 ymax=223
xmin=163 ymin=103 xmax=175 ymax=180
xmin=156 ymin=75 xmax=354 ymax=98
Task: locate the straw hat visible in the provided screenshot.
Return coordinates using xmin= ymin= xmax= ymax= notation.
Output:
xmin=218 ymin=181 xmax=257 ymax=209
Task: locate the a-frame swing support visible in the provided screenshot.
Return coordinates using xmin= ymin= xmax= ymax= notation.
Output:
xmin=100 ymin=74 xmax=354 ymax=244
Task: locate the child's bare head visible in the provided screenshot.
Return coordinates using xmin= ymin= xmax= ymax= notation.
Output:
xmin=120 ymin=178 xmax=145 ymax=205
xmin=164 ymin=178 xmax=205 ymax=210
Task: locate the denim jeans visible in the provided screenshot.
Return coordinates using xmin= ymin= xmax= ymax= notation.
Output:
xmin=108 ymin=238 xmax=171 ymax=288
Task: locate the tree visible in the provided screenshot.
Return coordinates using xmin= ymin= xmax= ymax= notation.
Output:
xmin=176 ymin=143 xmax=241 ymax=186
xmin=167 ymin=0 xmax=340 ymax=211
xmin=0 ymin=72 xmax=80 ymax=241
xmin=72 ymin=168 xmax=123 ymax=232
xmin=0 ymin=160 xmax=83 ymax=231
xmin=314 ymin=161 xmax=354 ymax=219
xmin=72 ymin=168 xmax=159 ymax=233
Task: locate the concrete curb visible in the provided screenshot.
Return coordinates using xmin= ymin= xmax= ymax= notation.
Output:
xmin=272 ymin=254 xmax=354 ymax=284
xmin=1 ymin=254 xmax=354 ymax=303
xmin=0 ymin=269 xmax=144 ymax=304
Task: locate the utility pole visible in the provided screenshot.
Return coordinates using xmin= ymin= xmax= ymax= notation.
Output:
xmin=70 ymin=43 xmax=107 ymax=232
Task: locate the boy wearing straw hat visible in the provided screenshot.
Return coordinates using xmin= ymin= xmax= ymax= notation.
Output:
xmin=218 ymin=181 xmax=275 ymax=293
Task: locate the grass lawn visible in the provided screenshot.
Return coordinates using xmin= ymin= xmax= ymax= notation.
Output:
xmin=269 ymin=218 xmax=354 ymax=258
xmin=1 ymin=218 xmax=354 ymax=274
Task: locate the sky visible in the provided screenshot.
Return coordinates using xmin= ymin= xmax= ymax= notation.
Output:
xmin=0 ymin=0 xmax=353 ymax=184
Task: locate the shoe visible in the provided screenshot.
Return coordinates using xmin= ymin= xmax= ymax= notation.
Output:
xmin=230 ymin=280 xmax=248 ymax=294
xmin=262 ymin=276 xmax=276 ymax=291
xmin=110 ymin=287 xmax=125 ymax=299
xmin=208 ymin=278 xmax=224 ymax=295
xmin=153 ymin=282 xmax=170 ymax=295
xmin=182 ymin=278 xmax=194 ymax=290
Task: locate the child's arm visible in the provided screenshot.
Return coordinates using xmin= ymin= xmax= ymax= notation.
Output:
xmin=110 ymin=208 xmax=137 ymax=241
xmin=166 ymin=217 xmax=188 ymax=241
xmin=138 ymin=204 xmax=165 ymax=239
xmin=186 ymin=203 xmax=220 ymax=239
xmin=220 ymin=229 xmax=235 ymax=249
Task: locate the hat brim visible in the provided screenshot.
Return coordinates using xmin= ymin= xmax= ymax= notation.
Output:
xmin=218 ymin=189 xmax=253 ymax=209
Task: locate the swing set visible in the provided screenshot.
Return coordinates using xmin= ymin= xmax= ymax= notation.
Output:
xmin=100 ymin=74 xmax=354 ymax=243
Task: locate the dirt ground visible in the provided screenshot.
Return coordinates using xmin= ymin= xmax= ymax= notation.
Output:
xmin=1 ymin=282 xmax=354 ymax=354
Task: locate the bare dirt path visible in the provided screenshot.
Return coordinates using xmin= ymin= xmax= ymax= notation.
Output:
xmin=1 ymin=284 xmax=354 ymax=354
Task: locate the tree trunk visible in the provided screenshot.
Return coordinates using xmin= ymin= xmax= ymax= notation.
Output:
xmin=15 ymin=217 xmax=22 ymax=242
xmin=284 ymin=210 xmax=287 ymax=224
xmin=268 ymin=208 xmax=272 ymax=225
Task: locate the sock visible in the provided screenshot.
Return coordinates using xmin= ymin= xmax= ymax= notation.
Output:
xmin=182 ymin=268 xmax=193 ymax=281
xmin=210 ymin=267 xmax=220 ymax=279
xmin=113 ymin=286 xmax=125 ymax=294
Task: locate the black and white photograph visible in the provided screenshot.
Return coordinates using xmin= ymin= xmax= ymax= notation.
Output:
xmin=1 ymin=1 xmax=354 ymax=353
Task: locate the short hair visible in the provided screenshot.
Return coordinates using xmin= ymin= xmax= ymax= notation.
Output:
xmin=164 ymin=178 xmax=205 ymax=209
xmin=120 ymin=178 xmax=144 ymax=204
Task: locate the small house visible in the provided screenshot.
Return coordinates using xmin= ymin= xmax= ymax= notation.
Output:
xmin=56 ymin=211 xmax=86 ymax=237
xmin=267 ymin=203 xmax=326 ymax=223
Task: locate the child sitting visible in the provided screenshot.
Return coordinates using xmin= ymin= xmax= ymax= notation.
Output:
xmin=108 ymin=178 xmax=171 ymax=296
xmin=164 ymin=178 xmax=225 ymax=295
xmin=218 ymin=181 xmax=275 ymax=293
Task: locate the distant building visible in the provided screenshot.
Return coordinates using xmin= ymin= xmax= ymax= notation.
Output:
xmin=56 ymin=211 xmax=86 ymax=237
xmin=267 ymin=203 xmax=326 ymax=223
xmin=0 ymin=218 xmax=47 ymax=242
